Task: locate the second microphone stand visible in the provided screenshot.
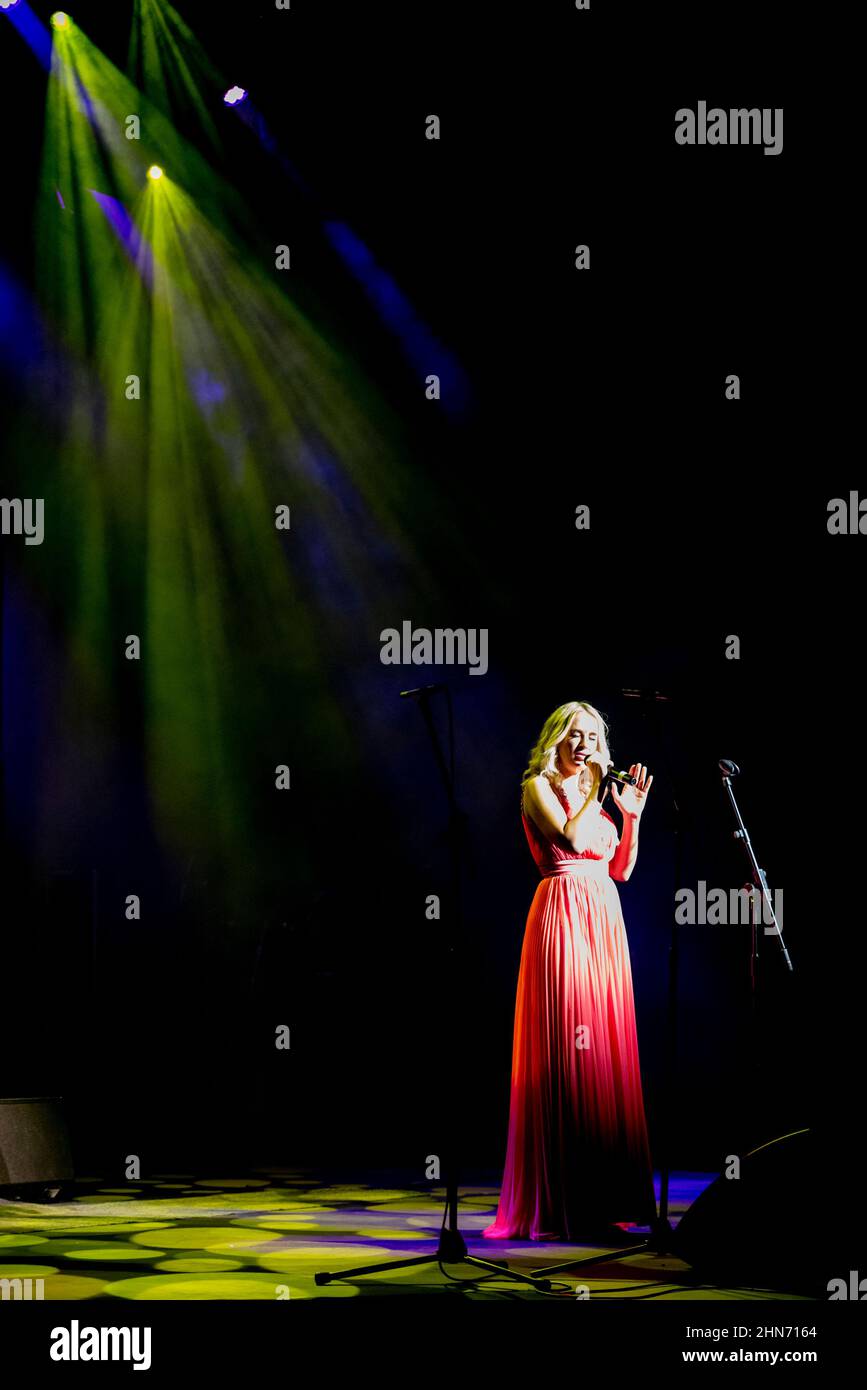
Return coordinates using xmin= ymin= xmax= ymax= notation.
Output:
xmin=315 ymin=685 xmax=552 ymax=1292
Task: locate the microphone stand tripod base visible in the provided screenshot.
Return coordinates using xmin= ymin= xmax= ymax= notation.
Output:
xmin=314 ymin=1223 xmax=554 ymax=1290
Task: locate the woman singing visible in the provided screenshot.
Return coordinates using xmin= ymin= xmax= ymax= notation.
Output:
xmin=482 ymin=700 xmax=656 ymax=1243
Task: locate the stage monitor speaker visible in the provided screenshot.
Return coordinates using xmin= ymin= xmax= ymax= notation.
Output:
xmin=670 ymin=1127 xmax=857 ymax=1297
xmin=0 ymin=1096 xmax=74 ymax=1199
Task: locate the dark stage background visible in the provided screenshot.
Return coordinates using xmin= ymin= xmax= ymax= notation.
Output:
xmin=0 ymin=2 xmax=857 ymax=1185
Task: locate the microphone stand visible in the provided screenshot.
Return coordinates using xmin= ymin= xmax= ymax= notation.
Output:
xmin=719 ymin=760 xmax=792 ymax=973
xmin=315 ymin=684 xmax=551 ymax=1292
xmin=719 ymin=759 xmax=792 ymax=1152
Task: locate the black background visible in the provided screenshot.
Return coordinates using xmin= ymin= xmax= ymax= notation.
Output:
xmin=0 ymin=1 xmax=857 ymax=1188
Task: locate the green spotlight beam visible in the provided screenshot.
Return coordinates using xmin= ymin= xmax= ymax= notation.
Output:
xmin=26 ymin=13 xmax=491 ymax=904
xmin=128 ymin=0 xmax=222 ymax=150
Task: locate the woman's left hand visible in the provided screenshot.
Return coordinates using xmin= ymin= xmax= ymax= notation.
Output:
xmin=610 ymin=763 xmax=653 ymax=819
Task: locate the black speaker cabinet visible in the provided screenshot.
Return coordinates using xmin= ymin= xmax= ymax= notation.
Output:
xmin=671 ymin=1128 xmax=859 ymax=1297
xmin=0 ymin=1096 xmax=74 ymax=1199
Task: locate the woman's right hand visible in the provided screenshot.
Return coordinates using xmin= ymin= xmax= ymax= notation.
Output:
xmin=584 ymin=752 xmax=611 ymax=795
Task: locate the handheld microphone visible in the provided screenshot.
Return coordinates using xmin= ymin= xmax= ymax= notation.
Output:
xmin=602 ymin=767 xmax=638 ymax=786
xmin=595 ymin=766 xmax=638 ymax=802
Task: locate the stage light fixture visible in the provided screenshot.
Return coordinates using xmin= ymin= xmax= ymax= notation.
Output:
xmin=223 ymin=86 xmax=248 ymax=107
xmin=146 ymin=165 xmax=164 ymax=181
xmin=51 ymin=11 xmax=70 ymax=28
xmin=0 ymin=1 xmax=23 ymax=13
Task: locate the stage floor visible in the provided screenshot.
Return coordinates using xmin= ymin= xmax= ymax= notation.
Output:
xmin=0 ymin=1169 xmax=812 ymax=1300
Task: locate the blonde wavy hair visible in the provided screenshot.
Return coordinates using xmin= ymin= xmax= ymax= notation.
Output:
xmin=521 ymin=700 xmax=612 ymax=800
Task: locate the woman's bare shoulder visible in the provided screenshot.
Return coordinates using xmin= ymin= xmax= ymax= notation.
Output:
xmin=522 ymin=775 xmax=563 ymax=821
xmin=522 ymin=774 xmax=550 ymax=803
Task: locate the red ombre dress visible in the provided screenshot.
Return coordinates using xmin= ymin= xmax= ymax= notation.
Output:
xmin=482 ymin=780 xmax=656 ymax=1240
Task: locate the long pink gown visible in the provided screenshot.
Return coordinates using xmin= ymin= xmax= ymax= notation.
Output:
xmin=482 ymin=780 xmax=656 ymax=1240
